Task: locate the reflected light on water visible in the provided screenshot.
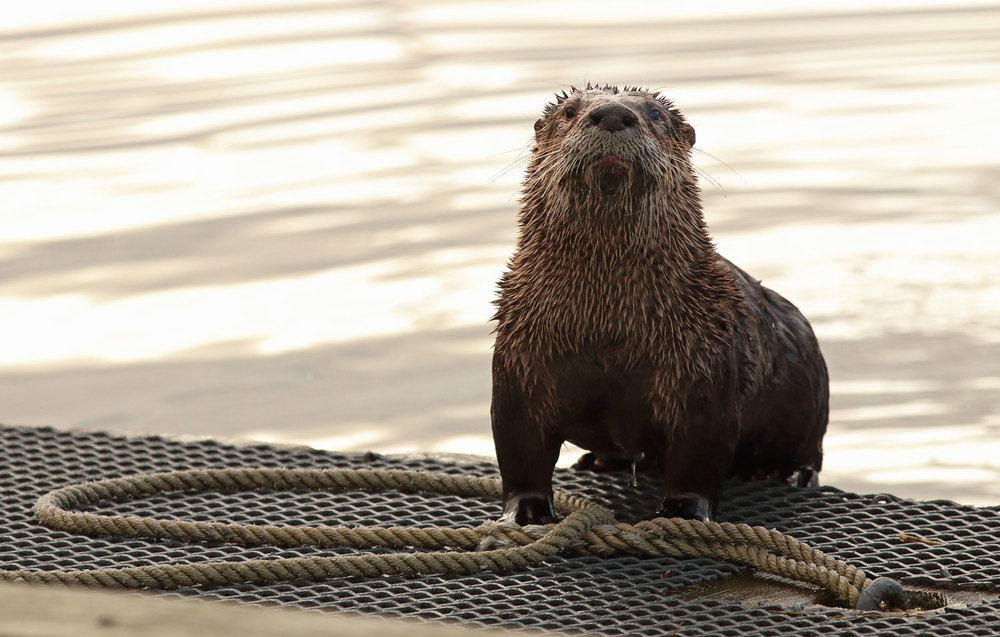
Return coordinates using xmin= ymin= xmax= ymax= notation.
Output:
xmin=0 ymin=248 xmax=507 ymax=366
xmin=147 ymin=39 xmax=404 ymax=81
xmin=32 ymin=12 xmax=386 ymax=62
xmin=825 ymin=424 xmax=1000 ymax=506
xmin=409 ymin=0 xmax=980 ymax=24
xmin=831 ymin=379 xmax=938 ymax=395
xmin=832 ymin=400 xmax=947 ymax=423
xmin=426 ymin=64 xmax=521 ymax=89
xmin=249 ymin=428 xmax=389 ymax=455
xmin=0 ymin=90 xmax=28 ymax=128
xmin=716 ymin=218 xmax=1000 ymax=343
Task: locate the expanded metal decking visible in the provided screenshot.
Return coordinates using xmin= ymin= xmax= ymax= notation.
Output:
xmin=1 ymin=424 xmax=997 ymax=635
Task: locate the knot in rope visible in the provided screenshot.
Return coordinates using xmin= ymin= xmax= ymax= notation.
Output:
xmin=3 ymin=466 xmax=907 ymax=611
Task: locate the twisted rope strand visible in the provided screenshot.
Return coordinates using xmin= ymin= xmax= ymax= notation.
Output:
xmin=10 ymin=467 xmax=900 ymax=609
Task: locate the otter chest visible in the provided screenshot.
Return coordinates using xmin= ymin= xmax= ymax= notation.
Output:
xmin=511 ymin=259 xmax=667 ymax=354
xmin=547 ymin=356 xmax=669 ymax=461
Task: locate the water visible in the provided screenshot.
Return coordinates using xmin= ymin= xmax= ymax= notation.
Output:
xmin=0 ymin=1 xmax=998 ymax=505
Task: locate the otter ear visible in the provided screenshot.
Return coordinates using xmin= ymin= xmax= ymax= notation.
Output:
xmin=533 ymin=118 xmax=545 ymax=135
xmin=680 ymin=122 xmax=696 ymax=146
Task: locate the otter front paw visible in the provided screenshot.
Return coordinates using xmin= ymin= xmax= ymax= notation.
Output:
xmin=500 ymin=493 xmax=557 ymax=525
xmin=789 ymin=468 xmax=819 ymax=488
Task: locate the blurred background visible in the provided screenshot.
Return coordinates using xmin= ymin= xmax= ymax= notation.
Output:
xmin=1 ymin=1 xmax=998 ymax=505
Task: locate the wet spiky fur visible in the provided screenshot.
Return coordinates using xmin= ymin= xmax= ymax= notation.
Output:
xmin=494 ymin=85 xmax=744 ymax=422
xmin=491 ymin=85 xmax=828 ymax=524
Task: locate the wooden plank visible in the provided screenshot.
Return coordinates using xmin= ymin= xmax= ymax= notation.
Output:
xmin=0 ymin=581 xmax=506 ymax=637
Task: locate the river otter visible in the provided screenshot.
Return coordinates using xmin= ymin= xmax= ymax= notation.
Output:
xmin=491 ymin=85 xmax=828 ymax=524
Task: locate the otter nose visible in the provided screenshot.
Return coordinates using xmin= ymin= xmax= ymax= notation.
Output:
xmin=588 ymin=105 xmax=638 ymax=132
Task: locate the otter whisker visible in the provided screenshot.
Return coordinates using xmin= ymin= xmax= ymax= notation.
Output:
xmin=691 ymin=147 xmax=746 ymax=184
xmin=491 ymin=143 xmax=538 ymax=184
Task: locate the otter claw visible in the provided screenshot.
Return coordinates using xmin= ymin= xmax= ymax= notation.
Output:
xmin=790 ymin=468 xmax=819 ymax=488
xmin=500 ymin=493 xmax=557 ymax=525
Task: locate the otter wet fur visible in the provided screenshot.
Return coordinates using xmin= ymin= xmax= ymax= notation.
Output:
xmin=491 ymin=85 xmax=829 ymax=524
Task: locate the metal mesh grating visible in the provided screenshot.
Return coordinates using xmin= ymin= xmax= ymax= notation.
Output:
xmin=1 ymin=424 xmax=998 ymax=635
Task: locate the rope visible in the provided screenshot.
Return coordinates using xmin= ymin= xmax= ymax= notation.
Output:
xmin=1 ymin=467 xmax=907 ymax=610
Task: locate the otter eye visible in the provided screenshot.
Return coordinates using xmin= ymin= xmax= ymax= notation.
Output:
xmin=649 ymin=109 xmax=661 ymax=122
xmin=564 ymin=106 xmax=577 ymax=119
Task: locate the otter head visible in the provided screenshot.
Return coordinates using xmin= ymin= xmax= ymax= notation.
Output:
xmin=529 ymin=84 xmax=697 ymax=199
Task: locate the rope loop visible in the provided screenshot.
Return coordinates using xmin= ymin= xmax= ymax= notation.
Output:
xmin=5 ymin=466 xmax=907 ymax=610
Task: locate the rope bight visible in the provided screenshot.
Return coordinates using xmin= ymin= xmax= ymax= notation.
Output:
xmin=1 ymin=467 xmax=908 ymax=611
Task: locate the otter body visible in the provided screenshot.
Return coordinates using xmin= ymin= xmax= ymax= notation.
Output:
xmin=491 ymin=85 xmax=828 ymax=524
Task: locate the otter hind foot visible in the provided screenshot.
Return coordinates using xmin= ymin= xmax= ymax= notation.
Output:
xmin=734 ymin=465 xmax=820 ymax=488
xmin=653 ymin=493 xmax=714 ymax=522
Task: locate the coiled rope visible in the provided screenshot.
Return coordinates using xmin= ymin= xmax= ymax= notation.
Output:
xmin=2 ymin=467 xmax=907 ymax=610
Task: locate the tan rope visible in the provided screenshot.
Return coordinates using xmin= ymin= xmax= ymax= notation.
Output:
xmin=3 ymin=467 xmax=897 ymax=608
